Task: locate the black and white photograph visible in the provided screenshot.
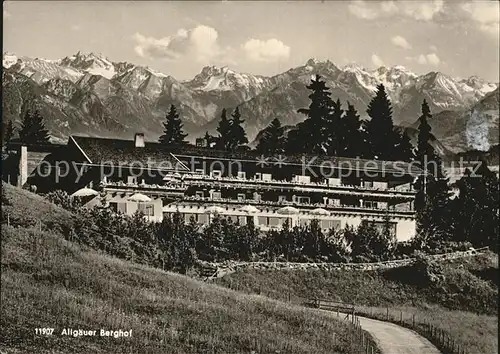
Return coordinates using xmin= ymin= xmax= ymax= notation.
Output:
xmin=1 ymin=1 xmax=499 ymax=353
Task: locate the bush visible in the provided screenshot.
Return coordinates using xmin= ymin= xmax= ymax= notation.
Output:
xmin=45 ymin=190 xmax=81 ymax=212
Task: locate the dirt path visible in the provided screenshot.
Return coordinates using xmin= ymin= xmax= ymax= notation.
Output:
xmin=326 ymin=312 xmax=441 ymax=354
xmin=353 ymin=315 xmax=441 ymax=354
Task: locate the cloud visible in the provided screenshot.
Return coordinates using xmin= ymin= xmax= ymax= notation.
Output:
xmin=391 ymin=35 xmax=412 ymax=50
xmin=407 ymin=53 xmax=440 ymax=66
xmin=461 ymin=1 xmax=500 ymax=36
xmin=348 ymin=0 xmax=444 ymax=21
xmin=348 ymin=0 xmax=379 ymax=20
xmin=242 ymin=38 xmax=291 ymax=62
xmin=71 ymin=25 xmax=81 ymax=31
xmin=132 ymin=25 xmax=228 ymax=63
xmin=400 ymin=1 xmax=444 ymax=21
xmin=371 ymin=54 xmax=385 ymax=67
xmin=429 ymin=44 xmax=438 ymax=52
xmin=380 ymin=1 xmax=398 ymax=15
xmin=3 ymin=9 xmax=11 ymax=18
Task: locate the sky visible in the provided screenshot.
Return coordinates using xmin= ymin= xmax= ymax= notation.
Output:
xmin=3 ymin=0 xmax=500 ymax=81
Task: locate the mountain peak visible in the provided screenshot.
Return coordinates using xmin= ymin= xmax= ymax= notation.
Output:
xmin=3 ymin=52 xmax=19 ymax=68
xmin=199 ymin=65 xmax=233 ymax=76
xmin=305 ymin=58 xmax=337 ymax=67
xmin=306 ymin=58 xmax=322 ymax=66
xmin=60 ymin=51 xmax=115 ymax=79
xmin=342 ymin=62 xmax=367 ymax=72
xmin=72 ymin=51 xmax=109 ymax=61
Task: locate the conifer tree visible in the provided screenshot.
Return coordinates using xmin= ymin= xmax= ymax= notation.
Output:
xmin=340 ymin=102 xmax=364 ymax=158
xmin=363 ymin=84 xmax=398 ymax=160
xmin=416 ymin=100 xmax=435 ymax=169
xmin=414 ymin=100 xmax=452 ymax=245
xmin=19 ymin=110 xmax=50 ymax=144
xmin=414 ymin=99 xmax=448 ymax=200
xmin=326 ymin=99 xmax=344 ymax=156
xmin=159 ymin=104 xmax=188 ymax=145
xmin=227 ymin=107 xmax=248 ymax=151
xmin=394 ymin=129 xmax=415 ymax=162
xmin=4 ymin=120 xmax=15 ymax=145
xmin=256 ymin=118 xmax=286 ymax=154
xmin=295 ymin=75 xmax=334 ymax=154
xmin=454 ymin=160 xmax=499 ymax=248
xmin=203 ymin=131 xmax=215 ymax=147
xmin=215 ymin=109 xmax=231 ymax=150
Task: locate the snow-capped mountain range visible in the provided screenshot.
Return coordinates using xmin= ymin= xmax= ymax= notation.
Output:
xmin=2 ymin=51 xmax=498 ymax=152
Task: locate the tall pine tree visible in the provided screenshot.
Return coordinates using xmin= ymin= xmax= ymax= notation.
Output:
xmin=159 ymin=104 xmax=188 ymax=145
xmin=326 ymin=99 xmax=344 ymax=156
xmin=215 ymin=109 xmax=231 ymax=150
xmin=454 ymin=160 xmax=499 ymax=249
xmin=394 ymin=129 xmax=415 ymax=162
xmin=295 ymin=75 xmax=334 ymax=154
xmin=4 ymin=120 xmax=15 ymax=146
xmin=203 ymin=131 xmax=215 ymax=147
xmin=19 ymin=110 xmax=50 ymax=144
xmin=340 ymin=102 xmax=364 ymax=158
xmin=363 ymin=84 xmax=399 ymax=160
xmin=227 ymin=107 xmax=248 ymax=151
xmin=414 ymin=100 xmax=452 ymax=246
xmin=256 ymin=118 xmax=286 ymax=154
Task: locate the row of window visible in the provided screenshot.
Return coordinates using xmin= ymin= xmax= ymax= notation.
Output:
xmin=195 ymin=191 xmax=391 ymax=209
xmin=166 ymin=212 xmax=342 ymax=229
xmin=195 ymin=170 xmax=390 ymax=189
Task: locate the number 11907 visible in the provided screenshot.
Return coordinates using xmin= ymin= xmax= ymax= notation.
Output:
xmin=35 ymin=328 xmax=54 ymax=335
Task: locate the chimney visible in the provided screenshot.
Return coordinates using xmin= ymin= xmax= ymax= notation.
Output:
xmin=18 ymin=145 xmax=28 ymax=187
xmin=134 ymin=133 xmax=145 ymax=148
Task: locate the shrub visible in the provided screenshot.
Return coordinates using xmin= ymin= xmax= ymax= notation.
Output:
xmin=45 ymin=190 xmax=81 ymax=212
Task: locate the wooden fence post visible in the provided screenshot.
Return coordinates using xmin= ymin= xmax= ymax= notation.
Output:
xmin=7 ymin=213 xmax=10 ymax=226
xmin=400 ymin=311 xmax=402 ymax=324
xmin=386 ymin=307 xmax=389 ymax=321
xmin=412 ymin=313 xmax=415 ymax=327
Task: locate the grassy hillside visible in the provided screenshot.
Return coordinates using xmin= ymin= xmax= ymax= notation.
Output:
xmin=215 ymin=254 xmax=498 ymax=354
xmin=2 ymin=182 xmax=76 ymax=233
xmin=215 ymin=253 xmax=498 ymax=314
xmin=0 ymin=184 xmax=371 ymax=354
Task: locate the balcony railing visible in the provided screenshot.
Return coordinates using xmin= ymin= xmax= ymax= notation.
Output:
xmin=181 ymin=195 xmax=414 ymax=214
xmin=183 ymin=175 xmax=415 ymax=197
xmin=101 ymin=181 xmax=187 ymax=192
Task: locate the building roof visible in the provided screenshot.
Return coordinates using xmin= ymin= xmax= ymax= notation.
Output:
xmin=70 ymin=135 xmax=425 ymax=176
xmin=70 ymin=135 xmax=189 ymax=171
xmin=6 ymin=141 xmax=65 ymax=153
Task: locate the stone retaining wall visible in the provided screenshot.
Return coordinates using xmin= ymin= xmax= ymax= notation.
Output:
xmin=199 ymin=247 xmax=489 ymax=278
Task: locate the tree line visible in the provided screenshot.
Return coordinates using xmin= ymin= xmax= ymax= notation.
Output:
xmin=158 ymin=75 xmax=414 ymax=162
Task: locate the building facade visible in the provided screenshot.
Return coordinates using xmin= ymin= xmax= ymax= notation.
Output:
xmin=19 ymin=133 xmax=424 ymax=241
